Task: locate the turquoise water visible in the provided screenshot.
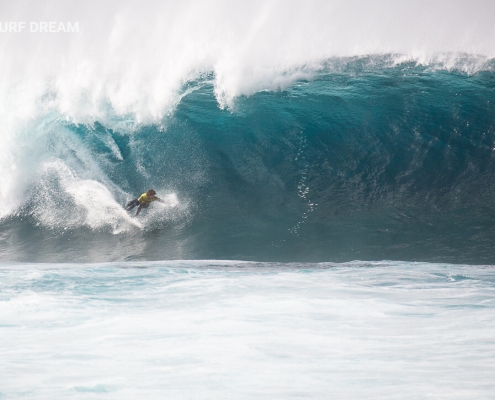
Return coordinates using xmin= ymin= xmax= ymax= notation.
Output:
xmin=1 ymin=59 xmax=495 ymax=263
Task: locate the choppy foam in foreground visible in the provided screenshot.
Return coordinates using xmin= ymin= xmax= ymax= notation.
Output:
xmin=0 ymin=261 xmax=494 ymax=399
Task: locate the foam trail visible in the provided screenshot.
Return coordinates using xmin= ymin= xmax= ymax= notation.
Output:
xmin=30 ymin=159 xmax=141 ymax=232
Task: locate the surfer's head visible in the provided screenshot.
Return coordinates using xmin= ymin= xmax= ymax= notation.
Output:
xmin=147 ymin=189 xmax=156 ymax=197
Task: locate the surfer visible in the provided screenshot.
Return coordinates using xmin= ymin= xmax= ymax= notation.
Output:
xmin=125 ymin=189 xmax=164 ymax=217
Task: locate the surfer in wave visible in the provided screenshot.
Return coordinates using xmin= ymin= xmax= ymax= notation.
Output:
xmin=125 ymin=189 xmax=164 ymax=217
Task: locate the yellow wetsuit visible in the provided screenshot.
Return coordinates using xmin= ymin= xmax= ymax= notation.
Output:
xmin=138 ymin=193 xmax=161 ymax=204
xmin=125 ymin=192 xmax=162 ymax=216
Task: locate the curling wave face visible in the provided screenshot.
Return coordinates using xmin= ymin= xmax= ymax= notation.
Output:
xmin=1 ymin=58 xmax=495 ymax=262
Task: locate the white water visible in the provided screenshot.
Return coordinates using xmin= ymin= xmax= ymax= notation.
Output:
xmin=1 ymin=261 xmax=494 ymax=399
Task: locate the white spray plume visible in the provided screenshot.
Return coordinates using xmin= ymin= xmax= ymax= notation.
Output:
xmin=1 ymin=0 xmax=494 ymax=121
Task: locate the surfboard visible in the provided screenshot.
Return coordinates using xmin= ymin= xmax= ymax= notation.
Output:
xmin=121 ymin=209 xmax=144 ymax=229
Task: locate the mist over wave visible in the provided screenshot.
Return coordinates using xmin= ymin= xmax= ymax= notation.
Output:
xmin=1 ymin=0 xmax=495 ymax=122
